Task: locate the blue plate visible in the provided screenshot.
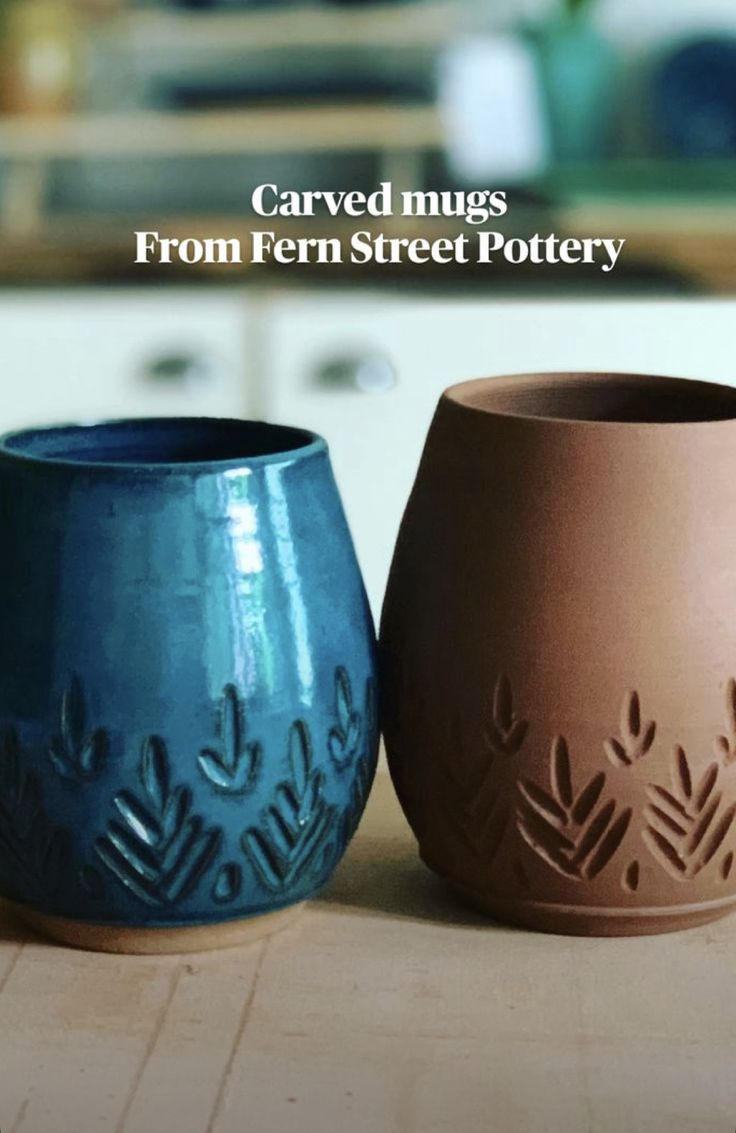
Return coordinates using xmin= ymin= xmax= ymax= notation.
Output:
xmin=652 ymin=37 xmax=736 ymax=157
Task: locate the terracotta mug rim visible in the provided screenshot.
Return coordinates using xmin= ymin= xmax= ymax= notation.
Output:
xmin=0 ymin=416 xmax=327 ymax=474
xmin=444 ymin=371 xmax=736 ymax=428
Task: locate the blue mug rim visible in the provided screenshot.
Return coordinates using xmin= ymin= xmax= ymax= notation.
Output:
xmin=0 ymin=416 xmax=327 ymax=472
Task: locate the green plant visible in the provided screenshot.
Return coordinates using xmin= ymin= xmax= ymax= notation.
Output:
xmin=563 ymin=0 xmax=596 ymax=15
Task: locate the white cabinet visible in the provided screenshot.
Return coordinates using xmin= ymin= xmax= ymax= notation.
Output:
xmin=0 ymin=288 xmax=253 ymax=431
xmin=263 ymin=293 xmax=736 ymax=616
xmin=2 ymin=286 xmax=735 ymax=621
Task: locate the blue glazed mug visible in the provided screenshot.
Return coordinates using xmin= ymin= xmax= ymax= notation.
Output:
xmin=0 ymin=417 xmax=378 ymax=952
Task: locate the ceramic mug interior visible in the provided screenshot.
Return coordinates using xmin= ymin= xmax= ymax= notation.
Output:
xmin=0 ymin=417 xmax=321 ymax=466
xmin=447 ymin=372 xmax=736 ymax=424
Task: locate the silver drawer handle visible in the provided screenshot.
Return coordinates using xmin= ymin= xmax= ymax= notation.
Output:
xmin=140 ymin=352 xmax=214 ymax=388
xmin=314 ymin=354 xmax=398 ymax=395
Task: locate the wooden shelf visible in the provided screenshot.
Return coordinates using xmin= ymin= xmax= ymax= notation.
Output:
xmin=0 ymin=103 xmax=438 ymax=235
xmin=0 ymin=123 xmax=732 ymax=291
xmin=117 ymin=1 xmax=465 ymax=52
xmin=0 ymin=104 xmax=441 ymax=159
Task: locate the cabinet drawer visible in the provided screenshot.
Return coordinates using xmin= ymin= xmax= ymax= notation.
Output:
xmin=263 ymin=293 xmax=736 ymax=615
xmin=0 ymin=288 xmax=252 ymax=432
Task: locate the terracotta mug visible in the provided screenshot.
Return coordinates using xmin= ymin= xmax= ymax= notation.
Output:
xmin=381 ymin=372 xmax=736 ymax=935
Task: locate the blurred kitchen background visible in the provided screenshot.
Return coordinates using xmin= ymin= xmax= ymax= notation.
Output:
xmin=0 ymin=0 xmax=735 ymax=612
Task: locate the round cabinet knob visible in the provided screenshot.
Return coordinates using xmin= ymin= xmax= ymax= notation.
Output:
xmin=314 ymin=354 xmax=398 ymax=395
xmin=140 ymin=351 xmax=214 ymax=388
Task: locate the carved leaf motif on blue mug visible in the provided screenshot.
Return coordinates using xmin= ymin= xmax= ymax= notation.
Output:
xmin=328 ymin=667 xmax=363 ymax=771
xmin=0 ymin=662 xmax=376 ymax=915
xmin=212 ymin=862 xmax=243 ymax=906
xmin=243 ymin=720 xmax=338 ymax=894
xmin=198 ymin=684 xmax=262 ymax=795
xmin=341 ymin=740 xmax=374 ymax=850
xmin=48 ymin=676 xmax=109 ymax=782
xmin=340 ymin=679 xmax=377 ymax=845
xmin=94 ymin=736 xmax=222 ymax=907
xmin=0 ymin=728 xmax=70 ymax=902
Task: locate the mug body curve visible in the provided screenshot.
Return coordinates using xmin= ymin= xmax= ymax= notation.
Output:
xmin=381 ymin=372 xmax=736 ymax=935
xmin=0 ymin=417 xmax=378 ymax=947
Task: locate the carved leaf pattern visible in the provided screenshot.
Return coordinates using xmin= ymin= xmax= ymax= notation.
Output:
xmin=623 ymin=861 xmax=640 ymax=893
xmin=328 ymin=667 xmax=363 ymax=771
xmin=485 ymin=674 xmax=529 ymax=757
xmin=517 ymin=737 xmax=632 ymax=880
xmin=95 ymin=736 xmax=222 ymax=907
xmin=0 ymin=728 xmax=70 ymax=901
xmin=48 ymin=676 xmax=108 ymax=782
xmin=340 ymin=678 xmax=378 ymax=846
xmin=198 ymin=684 xmax=262 ymax=794
xmin=212 ymin=862 xmax=242 ymax=905
xmin=440 ymin=675 xmax=528 ymax=863
xmin=643 ymin=746 xmax=736 ymax=881
xmin=3 ymin=660 xmax=370 ymax=912
xmin=442 ymin=755 xmax=509 ymax=863
xmin=243 ymin=720 xmax=337 ymax=894
xmin=604 ymin=690 xmax=656 ymax=767
xmin=714 ymin=678 xmax=736 ymax=764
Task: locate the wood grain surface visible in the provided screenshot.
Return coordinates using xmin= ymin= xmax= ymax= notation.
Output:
xmin=1 ymin=772 xmax=735 ymax=1133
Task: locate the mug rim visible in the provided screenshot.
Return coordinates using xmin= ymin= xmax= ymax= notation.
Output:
xmin=0 ymin=416 xmax=327 ymax=472
xmin=443 ymin=371 xmax=736 ymax=428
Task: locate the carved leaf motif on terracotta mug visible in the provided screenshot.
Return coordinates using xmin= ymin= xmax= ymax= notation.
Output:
xmin=517 ymin=737 xmax=633 ymax=881
xmin=604 ymin=690 xmax=656 ymax=768
xmin=440 ymin=674 xmax=528 ymax=861
xmin=485 ymin=674 xmax=528 ymax=757
xmin=48 ymin=676 xmax=109 ymax=782
xmin=714 ymin=678 xmax=736 ymax=765
xmin=242 ymin=720 xmax=337 ymax=895
xmin=198 ymin=684 xmax=262 ymax=795
xmin=643 ymin=746 xmax=736 ymax=881
xmin=95 ymin=736 xmax=222 ymax=907
xmin=0 ymin=728 xmax=70 ymax=901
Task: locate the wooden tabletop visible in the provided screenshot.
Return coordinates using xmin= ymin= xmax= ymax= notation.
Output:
xmin=1 ymin=771 xmax=735 ymax=1133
